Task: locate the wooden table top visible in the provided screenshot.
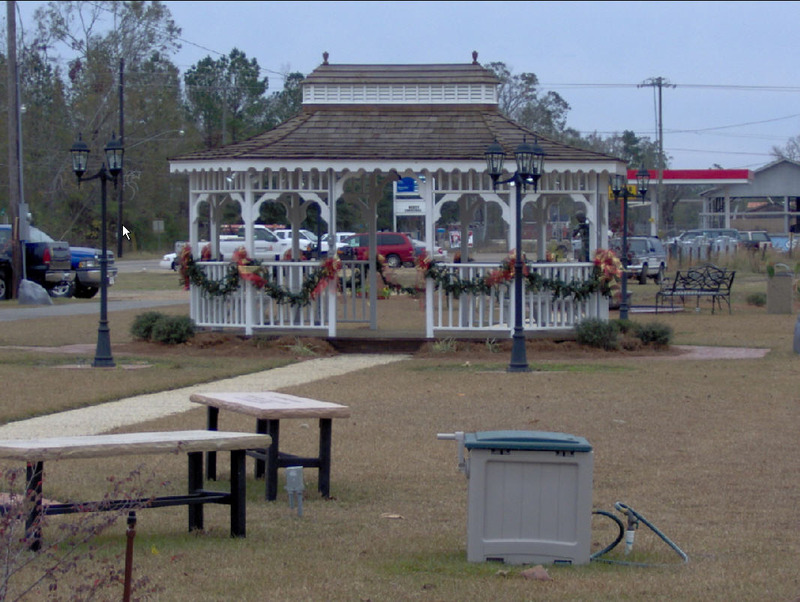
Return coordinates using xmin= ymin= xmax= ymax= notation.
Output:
xmin=189 ymin=392 xmax=351 ymax=420
xmin=0 ymin=431 xmax=272 ymax=462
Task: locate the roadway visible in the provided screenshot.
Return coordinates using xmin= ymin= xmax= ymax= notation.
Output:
xmin=0 ymin=259 xmax=187 ymax=322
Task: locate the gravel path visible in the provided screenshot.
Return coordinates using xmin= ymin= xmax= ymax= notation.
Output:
xmin=0 ymin=354 xmax=409 ymax=440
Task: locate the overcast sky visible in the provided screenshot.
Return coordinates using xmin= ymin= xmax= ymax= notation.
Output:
xmin=15 ymin=1 xmax=800 ymax=170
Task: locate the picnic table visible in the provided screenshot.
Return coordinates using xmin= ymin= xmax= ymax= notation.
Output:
xmin=0 ymin=430 xmax=272 ymax=549
xmin=190 ymin=392 xmax=351 ymax=501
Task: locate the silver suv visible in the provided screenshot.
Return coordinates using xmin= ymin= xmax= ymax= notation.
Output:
xmin=611 ymin=236 xmax=667 ymax=284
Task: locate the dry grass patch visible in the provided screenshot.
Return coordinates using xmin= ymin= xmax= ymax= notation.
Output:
xmin=14 ymin=340 xmax=798 ymax=600
xmin=0 ymin=265 xmax=799 ymax=599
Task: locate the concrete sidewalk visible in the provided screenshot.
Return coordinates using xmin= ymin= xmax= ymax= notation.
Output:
xmin=0 ymin=354 xmax=408 ymax=440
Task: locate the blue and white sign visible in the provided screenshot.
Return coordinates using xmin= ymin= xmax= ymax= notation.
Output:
xmin=396 ymin=177 xmax=419 ymax=196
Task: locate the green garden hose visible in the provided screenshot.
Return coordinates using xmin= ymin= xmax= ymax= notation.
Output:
xmin=591 ymin=502 xmax=689 ymax=566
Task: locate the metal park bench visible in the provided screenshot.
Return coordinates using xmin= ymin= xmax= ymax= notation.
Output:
xmin=655 ymin=264 xmax=735 ymax=314
xmin=0 ymin=430 xmax=271 ymax=550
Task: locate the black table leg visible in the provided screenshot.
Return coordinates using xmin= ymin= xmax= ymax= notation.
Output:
xmin=188 ymin=451 xmax=204 ymax=532
xmin=230 ymin=449 xmax=246 ymax=537
xmin=206 ymin=406 xmax=219 ymax=480
xmin=319 ymin=418 xmax=332 ymax=498
xmin=255 ymin=419 xmax=268 ymax=479
xmin=266 ymin=419 xmax=280 ymax=501
xmin=25 ymin=461 xmax=43 ymax=551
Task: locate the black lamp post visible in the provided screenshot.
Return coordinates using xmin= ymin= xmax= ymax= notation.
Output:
xmin=70 ymin=133 xmax=124 ymax=368
xmin=610 ymin=166 xmax=650 ymax=321
xmin=610 ymin=173 xmax=631 ymax=320
xmin=486 ymin=136 xmax=546 ymax=372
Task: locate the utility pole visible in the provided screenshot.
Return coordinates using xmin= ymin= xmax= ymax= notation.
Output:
xmin=638 ymin=76 xmax=675 ymax=236
xmin=6 ymin=0 xmax=21 ymax=297
xmin=117 ymin=58 xmax=125 ymax=257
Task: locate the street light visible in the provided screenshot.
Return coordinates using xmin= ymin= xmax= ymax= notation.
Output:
xmin=70 ymin=133 xmax=124 ymax=368
xmin=609 ymin=173 xmax=630 ymax=319
xmin=610 ymin=166 xmax=650 ymax=321
xmin=486 ymin=136 xmax=546 ymax=373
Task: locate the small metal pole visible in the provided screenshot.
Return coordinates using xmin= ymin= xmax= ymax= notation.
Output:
xmin=123 ymin=511 xmax=136 ymax=602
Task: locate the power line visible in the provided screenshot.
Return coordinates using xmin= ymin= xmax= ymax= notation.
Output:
xmin=668 ymin=113 xmax=800 ymax=134
xmin=543 ymin=82 xmax=800 ymax=93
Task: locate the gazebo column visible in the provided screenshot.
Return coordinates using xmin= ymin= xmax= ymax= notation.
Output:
xmin=724 ymin=192 xmax=731 ymax=229
xmin=241 ymin=180 xmax=256 ymax=336
xmin=421 ymin=175 xmax=435 ymax=253
xmin=531 ymin=197 xmax=548 ymax=261
xmin=188 ymin=190 xmax=204 ymax=256
xmin=328 ymin=172 xmax=340 ymax=338
xmin=424 ymin=176 xmax=436 ymax=338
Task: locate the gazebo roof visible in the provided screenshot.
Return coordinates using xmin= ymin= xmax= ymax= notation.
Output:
xmin=172 ymin=60 xmax=620 ymax=169
xmin=173 ymin=105 xmax=615 ymax=164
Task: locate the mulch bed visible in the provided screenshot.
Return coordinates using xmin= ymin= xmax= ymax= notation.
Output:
xmin=112 ymin=331 xmax=681 ymax=362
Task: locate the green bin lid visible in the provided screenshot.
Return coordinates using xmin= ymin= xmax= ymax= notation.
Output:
xmin=464 ymin=430 xmax=592 ymax=452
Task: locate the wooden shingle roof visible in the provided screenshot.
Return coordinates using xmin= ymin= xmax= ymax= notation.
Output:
xmin=173 ymin=61 xmax=618 ymax=167
xmin=175 ymin=104 xmax=616 ymax=164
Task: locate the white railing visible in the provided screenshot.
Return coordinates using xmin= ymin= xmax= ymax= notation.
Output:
xmin=190 ymin=261 xmax=333 ymax=334
xmin=428 ymin=262 xmax=606 ymax=337
xmin=189 ymin=260 xmax=608 ymax=337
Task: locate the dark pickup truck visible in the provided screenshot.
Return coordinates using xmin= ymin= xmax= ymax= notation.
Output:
xmin=0 ymin=224 xmax=75 ymax=299
xmin=70 ymin=246 xmax=118 ymax=298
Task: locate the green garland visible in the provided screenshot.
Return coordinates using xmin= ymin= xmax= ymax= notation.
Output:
xmin=182 ymin=259 xmax=241 ymax=297
xmin=181 ymin=256 xmax=339 ymax=307
xmin=419 ymin=258 xmax=614 ymax=300
xmin=182 ymin=252 xmax=614 ymax=306
xmin=523 ymin=265 xmax=612 ymax=301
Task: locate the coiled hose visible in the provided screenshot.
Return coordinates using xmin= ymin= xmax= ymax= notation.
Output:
xmin=591 ymin=502 xmax=689 ymax=566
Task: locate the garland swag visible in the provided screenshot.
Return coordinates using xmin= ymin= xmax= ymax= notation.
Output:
xmin=415 ymin=249 xmax=620 ymax=300
xmin=179 ymin=245 xmax=341 ymax=307
xmin=180 ymin=244 xmax=619 ymax=305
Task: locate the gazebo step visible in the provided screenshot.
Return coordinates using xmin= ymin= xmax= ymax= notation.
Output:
xmin=326 ymin=337 xmax=428 ymax=354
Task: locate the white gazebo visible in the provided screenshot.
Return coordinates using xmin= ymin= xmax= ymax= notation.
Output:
xmin=169 ymin=53 xmax=626 ymax=338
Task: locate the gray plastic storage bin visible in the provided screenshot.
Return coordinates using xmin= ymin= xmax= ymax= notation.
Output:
xmin=464 ymin=430 xmax=593 ymax=565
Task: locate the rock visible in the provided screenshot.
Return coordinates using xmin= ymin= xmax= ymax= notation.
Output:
xmin=18 ymin=279 xmax=53 ymax=305
xmin=520 ymin=565 xmax=551 ymax=581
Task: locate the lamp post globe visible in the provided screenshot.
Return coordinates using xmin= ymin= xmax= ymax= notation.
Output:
xmin=70 ymin=135 xmax=90 ymax=179
xmin=636 ymin=165 xmax=650 ymax=200
xmin=104 ymin=134 xmax=124 ymax=177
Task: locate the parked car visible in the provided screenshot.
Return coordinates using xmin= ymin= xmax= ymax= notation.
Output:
xmin=611 ymin=235 xmax=667 ymax=284
xmin=409 ymin=238 xmax=448 ymax=261
xmin=273 ymin=228 xmax=329 ymax=257
xmin=0 ymin=245 xmax=10 ymax=300
xmin=339 ymin=232 xmax=415 ymax=268
xmin=172 ymin=225 xmax=291 ymax=264
xmin=673 ymin=228 xmax=741 ymax=243
xmin=160 ymin=252 xmax=177 ymax=271
xmin=0 ymin=224 xmax=75 ymax=298
xmin=70 ymin=246 xmax=118 ymax=298
xmin=739 ymin=230 xmax=772 ymax=251
xmin=324 ymin=232 xmax=356 ymax=252
xmin=220 ymin=225 xmax=289 ymax=261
